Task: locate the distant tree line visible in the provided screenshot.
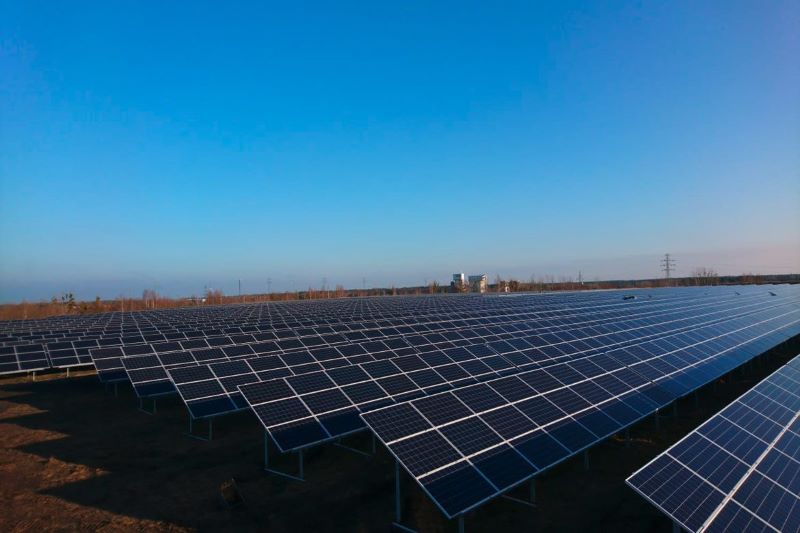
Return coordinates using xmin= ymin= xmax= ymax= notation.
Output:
xmin=0 ymin=272 xmax=797 ymax=320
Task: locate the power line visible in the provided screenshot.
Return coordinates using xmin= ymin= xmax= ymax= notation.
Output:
xmin=661 ymin=253 xmax=676 ymax=282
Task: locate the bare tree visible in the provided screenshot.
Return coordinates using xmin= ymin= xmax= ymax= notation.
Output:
xmin=494 ymin=274 xmax=503 ymax=293
xmin=428 ymin=280 xmax=440 ymax=294
xmin=741 ymin=272 xmax=763 ymax=285
xmin=205 ymin=288 xmax=224 ymax=305
xmin=142 ymin=289 xmax=158 ymax=309
xmin=691 ymin=267 xmax=719 ymax=286
xmin=61 ymin=292 xmax=76 ymax=314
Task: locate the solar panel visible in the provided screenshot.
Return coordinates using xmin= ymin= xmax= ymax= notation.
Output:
xmin=82 ymin=286 xmax=759 ymax=384
xmin=245 ymin=294 xmax=799 ymax=452
xmin=627 ymin=353 xmax=800 ymax=533
xmin=120 ymin=287 xmax=758 ymax=407
xmin=360 ymin=305 xmax=800 ymax=518
xmin=0 ymin=343 xmax=49 ymax=375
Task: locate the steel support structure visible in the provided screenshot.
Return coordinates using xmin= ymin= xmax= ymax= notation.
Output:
xmin=263 ymin=431 xmax=305 ymax=481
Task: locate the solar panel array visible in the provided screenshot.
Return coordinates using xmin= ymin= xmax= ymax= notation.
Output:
xmin=1 ymin=284 xmax=798 ymax=525
xmin=627 ymin=353 xmax=800 ymax=532
xmin=3 ymin=292 xmax=624 ymax=375
xmin=361 ymin=294 xmax=800 ymax=518
xmin=131 ymin=290 xmax=767 ymax=421
xmin=242 ymin=292 xmax=795 ymax=451
xmin=88 ymin=288 xmax=724 ymax=389
xmin=98 ymin=288 xmax=785 ymax=428
xmin=3 ymin=289 xmax=687 ymax=376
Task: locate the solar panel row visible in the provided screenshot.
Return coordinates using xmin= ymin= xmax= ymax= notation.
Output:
xmin=1 ymin=284 xmax=798 ymax=529
xmin=1 ymin=290 xmax=653 ymax=341
xmin=361 ymin=303 xmax=800 ymax=518
xmin=117 ymin=290 xmax=778 ymax=420
xmin=91 ymin=287 xmax=733 ymax=385
xmin=0 ymin=286 xmax=769 ymax=375
xmin=7 ymin=291 xmax=628 ymax=375
xmin=242 ymin=294 xmax=795 ymax=452
xmin=627 ymin=353 xmax=800 ymax=533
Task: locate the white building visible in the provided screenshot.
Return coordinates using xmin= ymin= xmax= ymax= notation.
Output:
xmin=468 ymin=274 xmax=488 ymax=293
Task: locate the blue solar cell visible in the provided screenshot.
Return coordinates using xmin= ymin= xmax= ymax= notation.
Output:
xmin=413 ymin=394 xmax=473 ymax=426
xmin=377 ymin=374 xmax=419 ymax=395
xmin=488 ymin=376 xmax=535 ymax=402
xmin=170 ymin=365 xmax=214 ymax=384
xmin=253 ymin=397 xmax=312 ymax=427
xmin=452 ymin=384 xmax=507 ymax=412
xmin=421 ymin=463 xmax=496 ymax=518
xmin=389 ymin=431 xmax=462 ymax=477
xmin=363 ymin=403 xmax=432 ymax=442
xmin=271 ymin=419 xmax=329 ymax=451
xmin=362 ymin=359 xmax=400 ymax=378
xmin=286 ymin=372 xmax=335 ymax=395
xmin=319 ymin=408 xmax=365 ymax=436
xmin=513 ymin=431 xmax=570 ymax=470
xmin=438 ymin=417 xmax=503 ymax=456
xmin=301 ymin=389 xmax=351 ymax=414
xmin=473 ymin=444 xmax=537 ymax=492
xmin=479 ymin=406 xmax=535 ymax=440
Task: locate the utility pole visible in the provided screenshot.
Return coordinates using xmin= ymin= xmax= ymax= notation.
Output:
xmin=578 ymin=270 xmax=583 ymax=286
xmin=661 ymin=253 xmax=676 ymax=285
xmin=238 ymin=279 xmax=242 ymax=302
xmin=267 ymin=277 xmax=272 ymax=295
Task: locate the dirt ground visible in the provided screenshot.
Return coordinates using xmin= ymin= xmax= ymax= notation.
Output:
xmin=2 ymin=338 xmax=798 ymax=533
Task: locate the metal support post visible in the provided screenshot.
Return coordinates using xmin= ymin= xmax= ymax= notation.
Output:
xmin=391 ymin=460 xmax=417 ymax=532
xmin=298 ymin=449 xmax=304 ymax=479
xmin=188 ymin=416 xmax=214 ymax=441
xmin=263 ymin=431 xmax=305 ymax=481
xmin=395 ymin=461 xmax=402 ymax=522
xmin=138 ymin=397 xmax=156 ymax=415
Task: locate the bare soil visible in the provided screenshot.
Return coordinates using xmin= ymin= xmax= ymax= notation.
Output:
xmin=2 ymin=339 xmax=797 ymax=532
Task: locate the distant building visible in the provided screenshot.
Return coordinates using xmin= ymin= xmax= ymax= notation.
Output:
xmin=468 ymin=274 xmax=488 ymax=293
xmin=452 ymin=273 xmax=465 ymax=285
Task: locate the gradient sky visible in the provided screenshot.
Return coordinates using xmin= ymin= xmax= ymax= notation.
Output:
xmin=1 ymin=1 xmax=799 ymax=302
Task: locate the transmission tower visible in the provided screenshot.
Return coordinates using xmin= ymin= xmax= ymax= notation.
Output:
xmin=661 ymin=253 xmax=676 ymax=283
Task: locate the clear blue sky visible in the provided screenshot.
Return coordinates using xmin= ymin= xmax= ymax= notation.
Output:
xmin=1 ymin=1 xmax=798 ymax=301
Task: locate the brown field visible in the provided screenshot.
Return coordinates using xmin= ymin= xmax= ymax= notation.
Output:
xmin=1 ymin=339 xmax=797 ymax=532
